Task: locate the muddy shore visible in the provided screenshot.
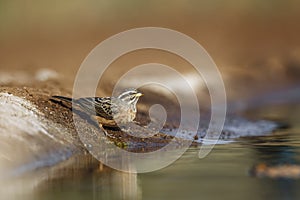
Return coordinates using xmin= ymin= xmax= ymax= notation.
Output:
xmin=0 ymin=82 xmax=282 ymax=178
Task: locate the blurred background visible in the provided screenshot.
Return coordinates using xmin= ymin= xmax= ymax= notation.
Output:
xmin=1 ymin=2 xmax=300 ymax=200
xmin=0 ymin=0 xmax=299 ymax=102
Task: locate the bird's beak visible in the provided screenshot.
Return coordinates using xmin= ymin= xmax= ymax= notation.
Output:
xmin=136 ymin=92 xmax=143 ymax=97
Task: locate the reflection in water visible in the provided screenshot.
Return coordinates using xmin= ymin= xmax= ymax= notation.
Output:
xmin=111 ymin=170 xmax=141 ymax=200
xmin=254 ymin=145 xmax=297 ymax=165
xmin=40 ymin=155 xmax=141 ymax=200
xmin=2 ymin=130 xmax=300 ymax=200
xmin=0 ymin=105 xmax=299 ymax=200
xmin=0 ymin=155 xmax=141 ymax=200
xmin=249 ymin=133 xmax=300 ymax=200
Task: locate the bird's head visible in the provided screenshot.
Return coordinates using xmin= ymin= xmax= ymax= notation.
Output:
xmin=118 ymin=89 xmax=143 ymax=106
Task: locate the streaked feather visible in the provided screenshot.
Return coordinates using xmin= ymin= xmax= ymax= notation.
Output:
xmin=52 ymin=89 xmax=142 ymax=126
xmin=74 ymin=97 xmax=113 ymax=120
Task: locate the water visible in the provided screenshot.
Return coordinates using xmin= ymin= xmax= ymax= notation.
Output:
xmin=1 ymin=104 xmax=300 ymax=200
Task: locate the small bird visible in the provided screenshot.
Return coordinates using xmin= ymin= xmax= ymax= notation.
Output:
xmin=52 ymin=89 xmax=143 ymax=130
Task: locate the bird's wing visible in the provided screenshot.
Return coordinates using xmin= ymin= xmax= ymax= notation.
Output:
xmin=75 ymin=97 xmax=113 ymax=120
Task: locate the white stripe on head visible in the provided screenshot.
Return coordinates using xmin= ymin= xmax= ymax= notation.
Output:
xmin=118 ymin=89 xmax=142 ymax=105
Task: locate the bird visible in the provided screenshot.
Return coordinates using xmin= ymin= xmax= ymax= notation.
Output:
xmin=51 ymin=89 xmax=143 ymax=132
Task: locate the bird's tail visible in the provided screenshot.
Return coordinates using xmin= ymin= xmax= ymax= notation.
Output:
xmin=51 ymin=95 xmax=73 ymax=103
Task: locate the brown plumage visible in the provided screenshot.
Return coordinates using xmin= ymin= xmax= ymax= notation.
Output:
xmin=52 ymin=89 xmax=143 ymax=128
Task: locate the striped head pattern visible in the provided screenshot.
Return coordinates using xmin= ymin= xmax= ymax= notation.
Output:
xmin=118 ymin=89 xmax=143 ymax=106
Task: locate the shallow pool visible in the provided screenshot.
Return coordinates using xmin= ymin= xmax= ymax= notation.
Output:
xmin=1 ymin=104 xmax=300 ymax=200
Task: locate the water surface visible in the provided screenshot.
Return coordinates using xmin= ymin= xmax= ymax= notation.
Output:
xmin=1 ymin=104 xmax=300 ymax=200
